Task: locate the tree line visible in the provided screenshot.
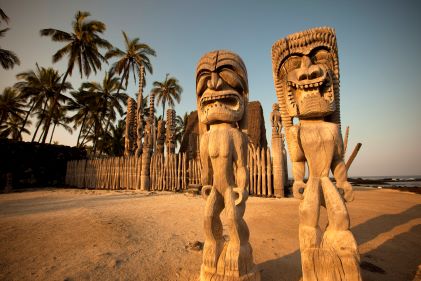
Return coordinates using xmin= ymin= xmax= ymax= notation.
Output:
xmin=0 ymin=9 xmax=185 ymax=157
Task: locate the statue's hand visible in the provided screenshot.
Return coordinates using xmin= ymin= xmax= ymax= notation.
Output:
xmin=292 ymin=180 xmax=306 ymax=200
xmin=337 ymin=181 xmax=354 ymax=202
xmin=201 ymin=185 xmax=212 ymax=200
xmin=233 ymin=187 xmax=248 ymax=205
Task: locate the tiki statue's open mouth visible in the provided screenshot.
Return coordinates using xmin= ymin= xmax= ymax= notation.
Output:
xmin=286 ymin=74 xmax=335 ymax=118
xmin=200 ymin=90 xmax=243 ymax=123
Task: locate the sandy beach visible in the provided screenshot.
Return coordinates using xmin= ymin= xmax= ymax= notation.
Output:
xmin=0 ymin=187 xmax=420 ymax=281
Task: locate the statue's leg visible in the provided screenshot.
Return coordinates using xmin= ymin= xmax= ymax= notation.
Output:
xmin=320 ymin=177 xmax=362 ymax=281
xmin=202 ymin=187 xmax=224 ymax=273
xmin=299 ymin=177 xmax=322 ymax=281
xmin=220 ymin=187 xmax=254 ymax=277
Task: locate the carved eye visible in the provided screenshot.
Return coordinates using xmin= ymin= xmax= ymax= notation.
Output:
xmin=284 ymin=56 xmax=301 ymax=71
xmin=219 ymin=67 xmax=245 ymax=92
xmin=196 ymin=70 xmax=210 ymax=96
xmin=312 ymin=49 xmax=330 ymax=64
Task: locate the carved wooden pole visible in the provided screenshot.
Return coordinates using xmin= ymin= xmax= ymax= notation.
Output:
xmin=124 ymin=97 xmax=137 ymax=157
xmin=139 ymin=94 xmax=152 ymax=190
xmin=261 ymin=147 xmax=267 ymax=196
xmin=346 ymin=143 xmax=362 ymax=171
xmin=166 ymin=108 xmax=176 ymax=154
xmin=156 ymin=120 xmax=166 ymax=154
xmin=197 ymin=50 xmax=260 ymax=281
xmin=267 ymin=147 xmax=273 ymax=197
xmin=272 ymin=27 xmax=361 ymax=281
xmin=343 ymin=126 xmax=350 ymax=154
xmin=271 ymin=103 xmax=285 ymax=198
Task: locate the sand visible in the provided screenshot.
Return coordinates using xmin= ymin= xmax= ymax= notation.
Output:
xmin=0 ymin=187 xmax=420 ymax=281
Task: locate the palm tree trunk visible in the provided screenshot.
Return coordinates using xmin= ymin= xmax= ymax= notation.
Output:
xmin=138 ymin=65 xmax=145 ymax=112
xmin=31 ymin=98 xmax=49 ymax=142
xmin=38 ymin=125 xmax=45 ymax=142
xmin=19 ymin=100 xmax=36 ymax=136
xmin=49 ymin=123 xmax=57 ymax=144
xmin=79 ymin=122 xmax=94 ymax=147
xmin=0 ymin=113 xmax=6 ymax=126
xmin=76 ymin=113 xmax=88 ymax=147
xmin=41 ymin=68 xmax=70 ymax=143
xmin=116 ymin=66 xmax=129 ymax=96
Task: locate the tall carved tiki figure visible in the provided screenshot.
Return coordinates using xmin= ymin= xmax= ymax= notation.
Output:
xmin=272 ymin=27 xmax=362 ymax=281
xmin=196 ymin=50 xmax=260 ymax=281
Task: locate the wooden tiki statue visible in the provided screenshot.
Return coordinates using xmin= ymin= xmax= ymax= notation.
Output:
xmin=272 ymin=27 xmax=362 ymax=281
xmin=196 ymin=50 xmax=260 ymax=281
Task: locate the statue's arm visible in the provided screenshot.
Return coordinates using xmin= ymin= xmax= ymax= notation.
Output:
xmin=233 ymin=131 xmax=249 ymax=204
xmin=331 ymin=135 xmax=354 ymax=202
xmin=200 ymin=132 xmax=212 ymax=186
xmin=288 ymin=125 xmax=306 ymax=199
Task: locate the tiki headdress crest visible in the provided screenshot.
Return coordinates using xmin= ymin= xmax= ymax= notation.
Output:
xmin=196 ymin=50 xmax=248 ymax=133
xmin=272 ymin=27 xmax=341 ymax=126
xmin=272 ymin=27 xmax=341 ymax=157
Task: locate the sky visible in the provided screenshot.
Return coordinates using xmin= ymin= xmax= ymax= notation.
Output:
xmin=0 ymin=0 xmax=420 ymax=177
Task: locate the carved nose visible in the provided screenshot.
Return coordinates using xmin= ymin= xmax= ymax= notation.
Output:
xmin=207 ymin=72 xmax=223 ymax=90
xmin=296 ymin=56 xmax=324 ymax=81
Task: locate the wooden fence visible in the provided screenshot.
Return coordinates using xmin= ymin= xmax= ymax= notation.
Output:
xmin=66 ymin=156 xmax=142 ymax=190
xmin=248 ymin=144 xmax=274 ymax=196
xmin=150 ymin=153 xmax=188 ymax=191
xmin=66 ymin=147 xmax=286 ymax=196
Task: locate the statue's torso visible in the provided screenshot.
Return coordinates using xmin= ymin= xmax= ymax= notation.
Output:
xmin=299 ymin=121 xmax=341 ymax=177
xmin=207 ymin=127 xmax=240 ymax=193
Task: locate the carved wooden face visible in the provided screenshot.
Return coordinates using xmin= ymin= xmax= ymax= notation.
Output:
xmin=281 ymin=47 xmax=336 ymax=118
xmin=196 ymin=50 xmax=248 ymax=125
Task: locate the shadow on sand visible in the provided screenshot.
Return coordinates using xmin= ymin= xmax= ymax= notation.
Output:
xmin=258 ymin=204 xmax=421 ymax=281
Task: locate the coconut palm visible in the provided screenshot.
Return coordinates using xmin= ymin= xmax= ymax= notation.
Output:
xmin=0 ymin=115 xmax=31 ymax=141
xmin=97 ymin=119 xmax=125 ymax=157
xmin=174 ymin=113 xmax=188 ymax=149
xmin=80 ymin=71 xmax=128 ymax=156
xmin=67 ymin=87 xmax=92 ymax=146
xmin=0 ymin=9 xmax=20 ymax=70
xmin=151 ymin=74 xmax=183 ymax=118
xmin=105 ymin=31 xmax=155 ymax=98
xmin=82 ymin=71 xmax=127 ymax=132
xmin=0 ymin=87 xmax=26 ymax=126
xmin=40 ymin=11 xmax=112 ymax=143
xmin=14 ymin=65 xmax=72 ymax=140
xmin=0 ymin=87 xmax=29 ymax=140
xmin=0 ymin=9 xmax=9 ymax=24
xmin=49 ymin=104 xmax=73 ymax=143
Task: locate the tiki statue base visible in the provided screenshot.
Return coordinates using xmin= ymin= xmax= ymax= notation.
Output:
xmin=200 ymin=240 xmax=261 ymax=281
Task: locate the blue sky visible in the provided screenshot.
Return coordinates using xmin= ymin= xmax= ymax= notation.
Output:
xmin=1 ymin=0 xmax=420 ymax=176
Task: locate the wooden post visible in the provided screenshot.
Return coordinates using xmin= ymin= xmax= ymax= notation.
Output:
xmin=267 ymin=147 xmax=272 ymax=197
xmin=343 ymin=126 xmax=350 ymax=154
xmin=346 ymin=143 xmax=362 ymax=171
xmin=261 ymin=148 xmax=267 ymax=197
xmin=257 ymin=147 xmax=262 ymax=196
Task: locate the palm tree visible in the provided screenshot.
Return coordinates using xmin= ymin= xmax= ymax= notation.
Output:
xmin=82 ymin=71 xmax=127 ymax=131
xmin=174 ymin=113 xmax=188 ymax=150
xmin=49 ymin=104 xmax=73 ymax=143
xmin=0 ymin=87 xmax=26 ymax=126
xmin=97 ymin=119 xmax=125 ymax=157
xmin=0 ymin=9 xmax=9 ymax=24
xmin=14 ymin=65 xmax=72 ymax=139
xmin=0 ymin=87 xmax=29 ymax=141
xmin=105 ymin=31 xmax=155 ymax=149
xmin=67 ymin=87 xmax=92 ymax=146
xmin=81 ymin=71 xmax=128 ymax=156
xmin=151 ymin=74 xmax=183 ymax=118
xmin=40 ymin=11 xmax=112 ymax=143
xmin=0 ymin=115 xmax=31 ymax=141
xmin=105 ymin=31 xmax=155 ymax=98
xmin=0 ymin=9 xmax=20 ymax=70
